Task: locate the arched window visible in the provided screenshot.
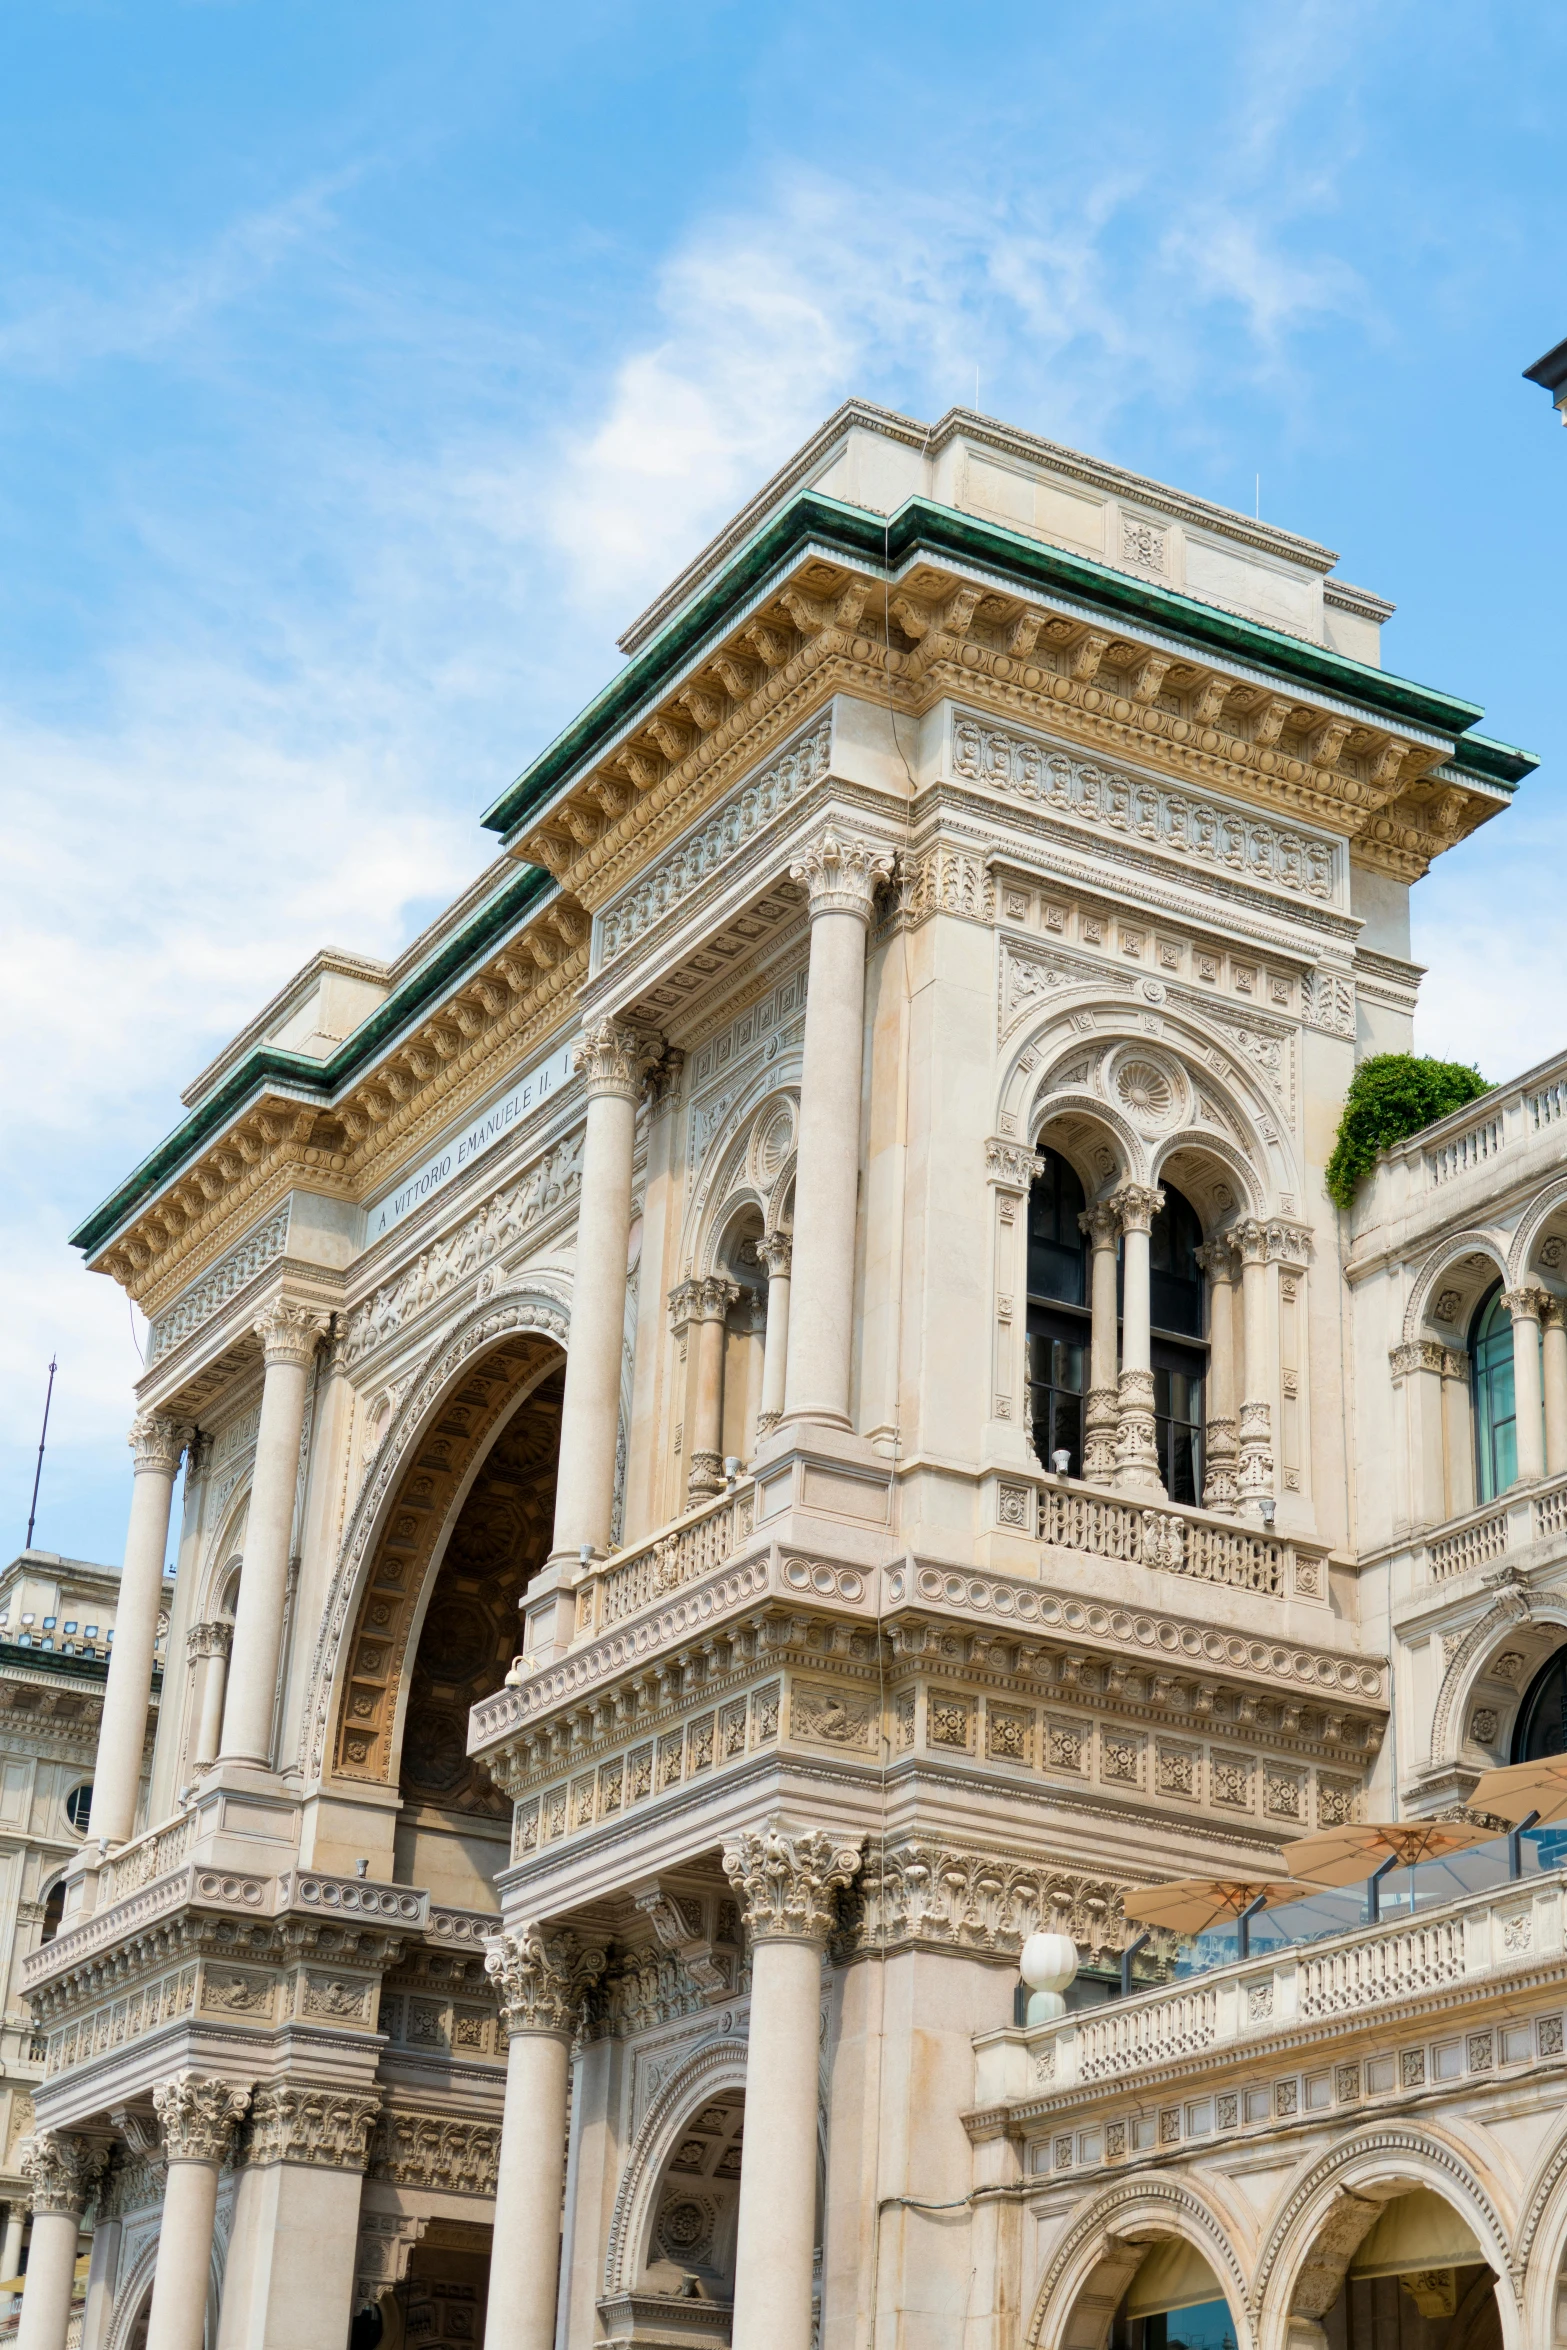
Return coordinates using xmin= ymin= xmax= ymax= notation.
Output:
xmin=1513 ymin=1647 xmax=1567 ymax=1763
xmin=1025 ymin=1150 xmax=1089 ymax=1474
xmin=1149 ymin=1184 xmax=1206 ymax=1506
xmin=40 ymin=1880 xmax=65 ymax=1943
xmin=1472 ymin=1283 xmax=1517 ymax=1502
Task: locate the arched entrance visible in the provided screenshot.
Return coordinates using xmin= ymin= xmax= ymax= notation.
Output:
xmin=1273 ymin=2179 xmax=1505 ymax=2349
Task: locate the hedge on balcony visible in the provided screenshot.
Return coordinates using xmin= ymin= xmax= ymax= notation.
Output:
xmin=1325 ymin=1052 xmax=1490 ymax=1210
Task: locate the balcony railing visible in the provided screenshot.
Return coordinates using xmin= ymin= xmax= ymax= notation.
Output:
xmin=573 ymin=1483 xmax=757 ymax=1639
xmin=988 ymin=1864 xmax=1567 ymax=2110
xmin=1420 ymin=1468 xmax=1567 ymax=1582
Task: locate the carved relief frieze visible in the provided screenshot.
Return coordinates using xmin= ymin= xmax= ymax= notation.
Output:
xmin=368 ymin=2108 xmax=503 ymax=2196
xmin=146 ymin=1206 xmax=292 ymax=1365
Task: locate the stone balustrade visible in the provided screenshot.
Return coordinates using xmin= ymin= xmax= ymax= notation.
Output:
xmin=574 ymin=1482 xmax=757 ymax=1638
xmin=93 ymin=1808 xmax=197 ymax=1905
xmin=1416 ymin=1466 xmax=1567 ymax=1582
xmin=1029 ymin=1475 xmax=1323 ymax=1599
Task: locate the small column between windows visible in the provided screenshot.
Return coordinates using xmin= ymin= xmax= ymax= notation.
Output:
xmin=756 ymin=1234 xmax=793 ymax=1443
xmin=1110 ymin=1184 xmax=1164 ymax=1493
xmin=1234 ymin=1219 xmax=1277 ymax=1521
xmin=688 ymin=1277 xmax=740 ymax=1499
xmin=1541 ymin=1295 xmax=1567 ymax=1479
xmin=1195 ymin=1236 xmax=1239 ymax=1514
xmin=1503 ymin=1287 xmax=1549 ymax=1485
xmin=1078 ymin=1201 xmax=1120 ymax=1486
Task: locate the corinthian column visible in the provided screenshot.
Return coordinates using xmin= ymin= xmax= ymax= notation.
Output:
xmin=1234 ymin=1220 xmax=1276 ymax=1519
xmin=219 ymin=1300 xmax=328 ymax=1768
xmin=551 ymin=1019 xmax=659 ymax=1562
xmin=722 ymin=1824 xmax=862 ymax=2350
xmin=1195 ymin=1237 xmax=1239 ymax=1514
xmin=1111 ymin=1185 xmax=1164 ymax=1493
xmin=16 ymin=2135 xmax=99 ymax=2350
xmin=485 ymin=1927 xmax=605 ymax=2350
xmin=1504 ymin=1287 xmax=1548 ymax=1484
xmin=1077 ymin=1201 xmax=1120 ymax=1485
xmin=144 ymin=2077 xmax=250 ymax=2350
xmin=780 ymin=831 xmax=893 ymax=1433
xmin=187 ymin=1620 xmax=232 ymax=1771
xmin=756 ymin=1233 xmax=793 ymax=1442
xmin=92 ymin=1412 xmax=187 ymax=1847
xmin=688 ymin=1276 xmax=741 ymax=1499
xmin=1543 ymin=1296 xmax=1567 ymax=1479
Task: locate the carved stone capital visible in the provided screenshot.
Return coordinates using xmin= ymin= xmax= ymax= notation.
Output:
xmin=758 ymin=1231 xmax=793 ymax=1279
xmin=1390 ymin=1341 xmax=1446 ymax=1379
xmin=697 ymin=1275 xmax=741 ymax=1322
xmin=152 ymin=2073 xmax=252 ymax=2165
xmin=1541 ymin=1293 xmax=1565 ymax=1333
xmin=1194 ymin=1237 xmax=1239 ymax=1284
xmin=253 ymin=1297 xmax=330 ymax=1369
xmin=573 ymin=1017 xmax=662 ymax=1102
xmin=789 ymin=828 xmax=895 ymax=923
xmin=243 ymin=2083 xmax=381 ymax=2171
xmin=128 ymin=1411 xmax=189 ymax=1478
xmin=1503 ymin=1285 xmax=1550 ymax=1327
xmin=1111 ymin=1183 xmax=1164 ymax=1238
xmin=1078 ymin=1200 xmax=1121 ymax=1253
xmin=186 ymin=1619 xmax=234 ymax=1665
xmin=722 ymin=1822 xmax=862 ymax=1946
xmin=21 ymin=2132 xmax=103 ymax=2216
xmin=484 ymin=1924 xmax=605 ymax=2039
xmin=631 ymin=1880 xmax=730 ymax=1999
xmin=986 ymin=1136 xmax=1045 ymax=1193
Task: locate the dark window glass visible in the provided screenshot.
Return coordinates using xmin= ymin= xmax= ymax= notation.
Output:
xmin=40 ymin=1881 xmax=65 ymax=1945
xmin=1148 ymin=1184 xmax=1205 ymax=1338
xmin=1110 ymin=2302 xmax=1240 ymax=2348
xmin=1027 ymin=1310 xmax=1088 ymax=1476
xmin=1472 ymin=1281 xmax=1537 ymax=1502
xmin=65 ymin=1784 xmax=93 ymax=1834
xmin=1514 ymin=1647 xmax=1567 ymax=1763
xmin=1027 ymin=1151 xmax=1088 ymax=1307
xmin=1154 ymin=1340 xmax=1206 ymax=1505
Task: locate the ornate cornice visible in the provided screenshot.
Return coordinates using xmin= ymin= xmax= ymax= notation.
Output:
xmin=484 ymin=1925 xmax=605 ymax=2039
xmin=243 ymin=2083 xmax=381 ymax=2171
xmin=152 ymin=2073 xmax=252 ymax=2164
xmin=722 ymin=1822 xmax=863 ymax=1946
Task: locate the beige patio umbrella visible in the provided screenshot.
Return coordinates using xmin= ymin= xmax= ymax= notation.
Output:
xmin=1283 ymin=1820 xmax=1495 ymax=1888
xmin=1121 ymin=1876 xmax=1303 ymax=1934
xmin=1469 ymin=1753 xmax=1567 ymax=1827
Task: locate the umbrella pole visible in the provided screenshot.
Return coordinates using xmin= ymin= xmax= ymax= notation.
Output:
xmin=1366 ymin=1854 xmax=1399 ymax=1925
xmin=1237 ymin=1895 xmax=1267 ymax=1961
xmin=1119 ymin=1932 xmax=1150 ymax=1997
xmin=1508 ymin=1811 xmax=1542 ymax=1882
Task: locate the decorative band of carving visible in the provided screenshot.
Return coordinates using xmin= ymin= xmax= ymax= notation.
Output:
xmin=722 ymin=1821 xmax=863 ymax=1945
xmin=243 ymin=2082 xmax=382 ymax=2171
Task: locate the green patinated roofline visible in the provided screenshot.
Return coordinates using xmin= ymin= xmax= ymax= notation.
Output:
xmin=70 ymin=864 xmax=552 ymax=1259
xmin=481 ymin=489 xmax=1532 ymax=841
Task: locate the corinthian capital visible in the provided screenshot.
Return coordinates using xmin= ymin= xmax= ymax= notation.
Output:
xmin=186 ymin=1619 xmax=234 ymax=1664
xmin=1503 ymin=1285 xmax=1550 ymax=1326
xmin=21 ymin=2132 xmax=102 ymax=2216
xmin=152 ymin=2073 xmax=252 ymax=2164
xmin=1193 ymin=1236 xmax=1238 ymax=1283
xmin=758 ymin=1231 xmax=793 ymax=1279
xmin=789 ymin=829 xmax=895 ymax=924
xmin=1232 ymin=1216 xmax=1270 ymax=1268
xmin=253 ymin=1297 xmax=330 ymax=1369
xmin=1111 ymin=1183 xmax=1164 ymax=1238
xmin=722 ymin=1822 xmax=862 ymax=1946
xmin=484 ymin=1924 xmax=605 ymax=2039
xmin=573 ymin=1017 xmax=663 ymax=1103
xmin=128 ymin=1411 xmax=189 ymax=1477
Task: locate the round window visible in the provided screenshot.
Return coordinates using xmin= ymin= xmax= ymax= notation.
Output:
xmin=65 ymin=1783 xmax=93 ymax=1834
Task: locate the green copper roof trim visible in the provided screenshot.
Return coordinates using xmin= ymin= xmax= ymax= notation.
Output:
xmin=1441 ymin=730 xmax=1539 ymax=789
xmin=482 ymin=488 xmax=1508 ymax=841
xmin=70 ymin=863 xmax=554 ymax=1258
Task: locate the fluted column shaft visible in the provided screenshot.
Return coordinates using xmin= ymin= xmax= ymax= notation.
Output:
xmin=144 ymin=2078 xmax=249 ymax=2350
xmin=485 ymin=1928 xmax=604 ymax=2350
xmin=219 ymin=1301 xmax=326 ymax=1767
xmin=1505 ymin=1288 xmax=1548 ymax=1484
xmin=93 ymin=1415 xmax=186 ymax=1847
xmin=723 ymin=1825 xmax=861 ymax=2350
xmin=688 ymin=1277 xmax=740 ymax=1499
xmin=1544 ymin=1298 xmax=1567 ymax=1480
xmin=551 ymin=1021 xmax=657 ymax=1561
xmin=16 ymin=2136 xmax=96 ymax=2350
xmin=756 ymin=1235 xmax=793 ymax=1443
xmin=1196 ymin=1239 xmax=1239 ymax=1514
xmin=780 ymin=832 xmax=892 ymax=1432
xmin=1111 ymin=1185 xmax=1163 ymax=1493
xmin=1078 ymin=1202 xmax=1120 ymax=1485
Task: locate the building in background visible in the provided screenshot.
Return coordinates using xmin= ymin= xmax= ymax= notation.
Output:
xmin=0 ymin=1550 xmax=165 ymax=2342
xmin=9 ymin=400 xmax=1563 ymax=2350
xmin=1525 ymin=335 xmax=1567 ymax=423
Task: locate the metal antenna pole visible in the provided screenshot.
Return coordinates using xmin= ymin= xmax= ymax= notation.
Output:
xmin=25 ymin=1357 xmax=57 ymax=1552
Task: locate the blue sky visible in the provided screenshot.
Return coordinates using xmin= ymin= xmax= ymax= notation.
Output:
xmin=2 ymin=0 xmax=1563 ymax=1567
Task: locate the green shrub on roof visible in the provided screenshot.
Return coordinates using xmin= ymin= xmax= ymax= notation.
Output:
xmin=1326 ymin=1053 xmax=1489 ymax=1210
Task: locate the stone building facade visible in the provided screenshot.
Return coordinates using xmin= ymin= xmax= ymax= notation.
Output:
xmin=12 ymin=400 xmax=1563 ymax=2350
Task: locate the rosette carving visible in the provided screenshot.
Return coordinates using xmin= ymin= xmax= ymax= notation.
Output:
xmin=484 ymin=1925 xmax=605 ymax=2039
xmin=722 ymin=1822 xmax=863 ymax=1945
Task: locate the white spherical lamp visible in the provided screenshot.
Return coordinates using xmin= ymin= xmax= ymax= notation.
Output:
xmin=1019 ymin=1931 xmax=1079 ymax=2025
